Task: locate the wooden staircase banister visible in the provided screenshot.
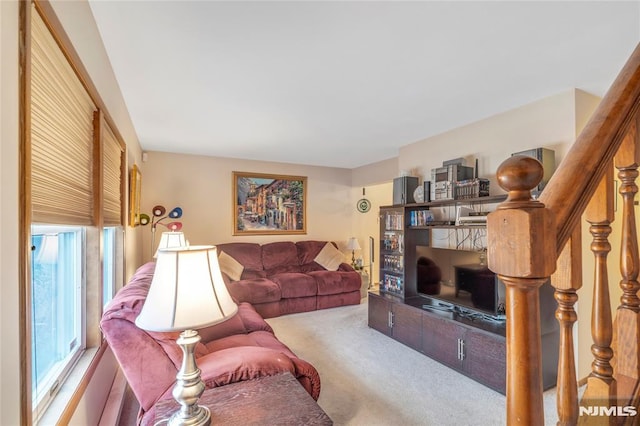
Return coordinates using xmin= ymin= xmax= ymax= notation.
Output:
xmin=539 ymin=43 xmax=640 ymax=252
xmin=488 ymin=42 xmax=640 ymax=425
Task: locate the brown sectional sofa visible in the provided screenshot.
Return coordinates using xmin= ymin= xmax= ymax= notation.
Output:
xmin=217 ymin=240 xmax=362 ymax=318
xmin=102 ymin=240 xmax=359 ymax=424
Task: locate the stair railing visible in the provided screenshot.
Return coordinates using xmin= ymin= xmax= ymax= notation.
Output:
xmin=487 ymin=42 xmax=640 ymax=425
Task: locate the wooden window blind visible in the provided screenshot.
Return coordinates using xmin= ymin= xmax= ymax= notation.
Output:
xmin=102 ymin=124 xmax=123 ymax=226
xmin=30 ymin=9 xmax=96 ymax=225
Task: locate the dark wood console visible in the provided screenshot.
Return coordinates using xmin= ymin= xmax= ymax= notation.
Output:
xmin=372 ymin=197 xmax=559 ymax=394
xmin=369 ymin=290 xmax=559 ymax=394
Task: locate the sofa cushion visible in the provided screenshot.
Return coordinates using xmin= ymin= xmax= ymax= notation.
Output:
xmin=314 ymin=242 xmax=344 ymax=271
xmin=202 ymin=330 xmax=299 ymax=359
xmin=262 ymin=241 xmax=300 ymax=275
xmin=280 ymin=296 xmax=317 ymax=316
xmin=309 ymin=270 xmax=361 ymax=295
xmin=217 ymin=243 xmax=264 ymax=272
xmin=218 ymin=251 xmax=244 ymax=281
xmin=197 ymin=302 xmax=256 ymax=342
xmin=198 ymin=346 xmax=297 ymax=389
xmin=271 ymin=273 xmax=317 ymax=298
xmin=226 ymin=278 xmax=282 ymax=304
xmin=240 ymin=270 xmax=268 ymax=280
xmin=296 ymin=240 xmax=331 ymax=265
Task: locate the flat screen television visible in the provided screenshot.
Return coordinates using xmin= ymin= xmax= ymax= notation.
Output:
xmin=415 ymin=245 xmax=506 ymax=319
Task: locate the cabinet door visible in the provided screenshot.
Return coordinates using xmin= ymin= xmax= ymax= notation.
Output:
xmin=422 ymin=313 xmax=466 ymax=370
xmin=368 ymin=293 xmax=391 ymax=336
xmin=391 ymin=303 xmax=422 ymax=350
xmin=463 ymin=329 xmax=506 ymax=393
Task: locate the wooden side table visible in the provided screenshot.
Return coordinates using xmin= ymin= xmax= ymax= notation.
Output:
xmin=153 ymin=372 xmax=332 ymax=425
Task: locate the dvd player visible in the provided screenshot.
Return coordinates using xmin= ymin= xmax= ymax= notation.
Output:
xmin=456 ymin=215 xmax=488 ymax=224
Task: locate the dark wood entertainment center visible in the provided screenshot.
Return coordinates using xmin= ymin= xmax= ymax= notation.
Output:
xmin=369 ymin=195 xmax=559 ymax=394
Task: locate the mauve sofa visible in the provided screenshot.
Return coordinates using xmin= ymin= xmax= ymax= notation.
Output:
xmin=101 ymin=262 xmax=321 ymax=425
xmin=217 ymin=240 xmax=362 ymax=318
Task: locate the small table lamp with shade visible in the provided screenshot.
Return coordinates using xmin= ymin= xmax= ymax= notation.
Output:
xmin=136 ymin=245 xmax=238 ymax=426
xmin=346 ymin=237 xmax=361 ymax=268
xmin=154 ymin=231 xmax=187 ymax=258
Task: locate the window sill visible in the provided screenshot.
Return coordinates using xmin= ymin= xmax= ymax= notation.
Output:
xmin=35 ymin=346 xmax=99 ymax=425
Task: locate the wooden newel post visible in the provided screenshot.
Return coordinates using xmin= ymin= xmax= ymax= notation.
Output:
xmin=487 ymin=155 xmax=557 ymax=425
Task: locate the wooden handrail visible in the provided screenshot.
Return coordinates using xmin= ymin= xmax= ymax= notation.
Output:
xmin=488 ymin=42 xmax=640 ymax=425
xmin=539 ymin=43 xmax=640 ymax=252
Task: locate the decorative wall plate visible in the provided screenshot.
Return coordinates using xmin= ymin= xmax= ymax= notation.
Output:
xmin=413 ymin=185 xmax=424 ymax=203
xmin=357 ymin=198 xmax=371 ymax=213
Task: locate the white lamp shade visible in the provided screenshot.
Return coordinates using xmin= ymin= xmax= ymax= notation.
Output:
xmin=346 ymin=237 xmax=361 ymax=251
xmin=154 ymin=231 xmax=187 ymax=258
xmin=136 ymin=245 xmax=238 ymax=332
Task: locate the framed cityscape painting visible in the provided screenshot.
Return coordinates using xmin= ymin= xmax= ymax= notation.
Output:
xmin=232 ymin=171 xmax=307 ymax=235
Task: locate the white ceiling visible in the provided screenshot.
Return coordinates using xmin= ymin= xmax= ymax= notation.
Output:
xmin=88 ymin=1 xmax=640 ymax=169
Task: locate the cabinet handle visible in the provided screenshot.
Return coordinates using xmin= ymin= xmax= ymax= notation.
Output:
xmin=388 ymin=311 xmax=394 ymax=328
xmin=457 ymin=338 xmax=465 ymax=361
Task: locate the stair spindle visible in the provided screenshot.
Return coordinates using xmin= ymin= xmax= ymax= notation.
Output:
xmin=613 ymin=116 xmax=640 ymax=405
xmin=552 ymin=228 xmax=582 ymax=426
xmin=580 ymin=168 xmax=617 ymax=425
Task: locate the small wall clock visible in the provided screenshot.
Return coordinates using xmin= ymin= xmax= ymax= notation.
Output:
xmin=357 ymin=188 xmax=371 ymax=213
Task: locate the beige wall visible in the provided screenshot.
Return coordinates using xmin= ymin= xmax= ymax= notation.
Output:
xmin=352 ymin=157 xmax=398 ymax=187
xmin=350 ymin=182 xmax=393 ymax=285
xmin=398 ymin=90 xmax=578 ymax=194
xmin=139 ymin=152 xmax=355 ymax=262
xmin=141 ymin=153 xmax=395 ymax=283
xmin=1 ymin=1 xmax=21 ymax=424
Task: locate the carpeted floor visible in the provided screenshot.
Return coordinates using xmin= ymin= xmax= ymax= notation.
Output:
xmin=266 ymin=298 xmax=560 ymax=426
xmin=118 ymin=298 xmax=560 ymax=425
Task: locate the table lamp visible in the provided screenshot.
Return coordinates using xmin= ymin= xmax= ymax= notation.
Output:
xmin=346 ymin=237 xmax=361 ymax=268
xmin=136 ymin=245 xmax=238 ymax=426
xmin=154 ymin=231 xmax=187 ymax=258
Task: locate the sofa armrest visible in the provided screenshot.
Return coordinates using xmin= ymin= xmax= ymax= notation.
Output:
xmin=198 ymin=346 xmax=320 ymax=400
xmin=289 ymin=357 xmax=321 ymax=400
xmin=101 ymin=316 xmax=177 ymax=413
xmin=236 ymin=302 xmax=275 ymax=334
xmin=338 ymin=262 xmax=356 ymax=272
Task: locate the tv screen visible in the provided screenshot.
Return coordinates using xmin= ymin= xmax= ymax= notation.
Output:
xmin=415 ymin=245 xmax=505 ymax=318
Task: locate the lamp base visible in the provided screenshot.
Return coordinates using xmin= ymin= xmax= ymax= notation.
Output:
xmin=170 ymin=330 xmax=211 ymax=426
xmin=169 ymin=405 xmax=210 ymax=426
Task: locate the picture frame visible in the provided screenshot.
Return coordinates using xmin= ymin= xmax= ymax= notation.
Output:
xmin=233 ymin=171 xmax=307 ymax=235
xmin=129 ymin=164 xmax=142 ymax=227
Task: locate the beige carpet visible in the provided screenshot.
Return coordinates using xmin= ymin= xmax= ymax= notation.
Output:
xmin=266 ymin=298 xmax=560 ymax=426
xmin=117 ymin=299 xmax=560 ymax=425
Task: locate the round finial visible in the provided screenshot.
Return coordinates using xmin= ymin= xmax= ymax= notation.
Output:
xmin=496 ymin=155 xmax=544 ymax=203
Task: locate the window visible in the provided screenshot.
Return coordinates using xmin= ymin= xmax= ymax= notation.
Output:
xmin=22 ymin=4 xmax=127 ymax=423
xmin=103 ymin=227 xmax=116 ymax=306
xmin=30 ymin=225 xmax=84 ymax=416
